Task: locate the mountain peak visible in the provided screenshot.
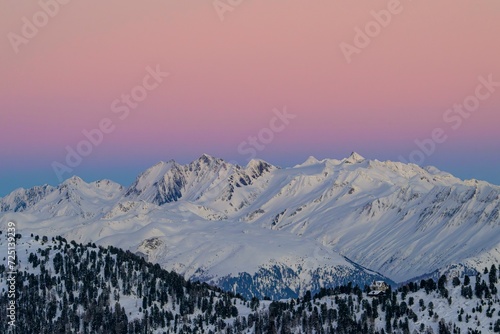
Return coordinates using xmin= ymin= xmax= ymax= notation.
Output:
xmin=62 ymin=175 xmax=85 ymax=186
xmin=246 ymin=159 xmax=273 ymax=170
xmin=133 ymin=160 xmax=180 ymax=187
xmin=139 ymin=161 xmax=179 ymax=178
xmin=246 ymin=158 xmax=268 ymax=168
xmin=198 ymin=153 xmax=217 ymax=163
xmin=194 ymin=154 xmax=225 ymax=167
xmin=302 ymin=156 xmax=321 ymax=166
xmin=345 ymin=152 xmax=365 ymax=164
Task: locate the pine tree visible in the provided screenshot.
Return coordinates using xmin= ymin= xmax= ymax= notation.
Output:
xmin=490 ymin=264 xmax=498 ymax=284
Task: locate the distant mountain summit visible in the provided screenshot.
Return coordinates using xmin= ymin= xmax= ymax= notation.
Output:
xmin=1 ymin=153 xmax=499 ymax=297
xmin=344 ymin=151 xmax=365 ymax=164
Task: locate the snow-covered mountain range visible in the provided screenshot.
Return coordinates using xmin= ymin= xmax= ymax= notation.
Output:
xmin=1 ymin=153 xmax=499 ymax=297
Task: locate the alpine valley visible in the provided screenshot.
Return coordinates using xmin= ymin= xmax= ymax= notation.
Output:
xmin=1 ymin=153 xmax=499 ymax=300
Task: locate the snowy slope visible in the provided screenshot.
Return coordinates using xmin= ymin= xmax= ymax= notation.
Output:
xmin=2 ymin=177 xmax=123 ymax=219
xmin=0 ymin=184 xmax=55 ymax=212
xmin=0 ymin=203 xmax=387 ymax=299
xmin=1 ymin=232 xmax=498 ymax=333
xmin=0 ymin=234 xmax=255 ymax=333
xmin=1 ymin=153 xmax=499 ymax=290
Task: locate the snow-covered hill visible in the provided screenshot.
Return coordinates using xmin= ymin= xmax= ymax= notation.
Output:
xmin=1 ymin=153 xmax=499 ymax=294
xmin=1 ymin=234 xmax=499 ymax=333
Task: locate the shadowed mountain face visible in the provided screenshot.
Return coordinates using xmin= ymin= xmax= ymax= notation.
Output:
xmin=1 ymin=153 xmax=499 ymax=296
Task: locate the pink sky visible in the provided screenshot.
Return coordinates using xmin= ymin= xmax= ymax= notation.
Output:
xmin=1 ymin=0 xmax=499 ymax=193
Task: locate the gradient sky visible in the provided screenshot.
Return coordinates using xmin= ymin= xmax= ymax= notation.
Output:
xmin=1 ymin=0 xmax=499 ymax=196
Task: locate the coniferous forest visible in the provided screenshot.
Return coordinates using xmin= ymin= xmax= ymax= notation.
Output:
xmin=1 ymin=235 xmax=500 ymax=333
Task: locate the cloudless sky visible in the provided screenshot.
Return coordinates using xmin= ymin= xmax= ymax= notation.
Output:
xmin=1 ymin=0 xmax=499 ymax=196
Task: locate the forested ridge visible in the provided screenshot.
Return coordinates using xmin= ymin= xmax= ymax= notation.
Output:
xmin=1 ymin=235 xmax=499 ymax=333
